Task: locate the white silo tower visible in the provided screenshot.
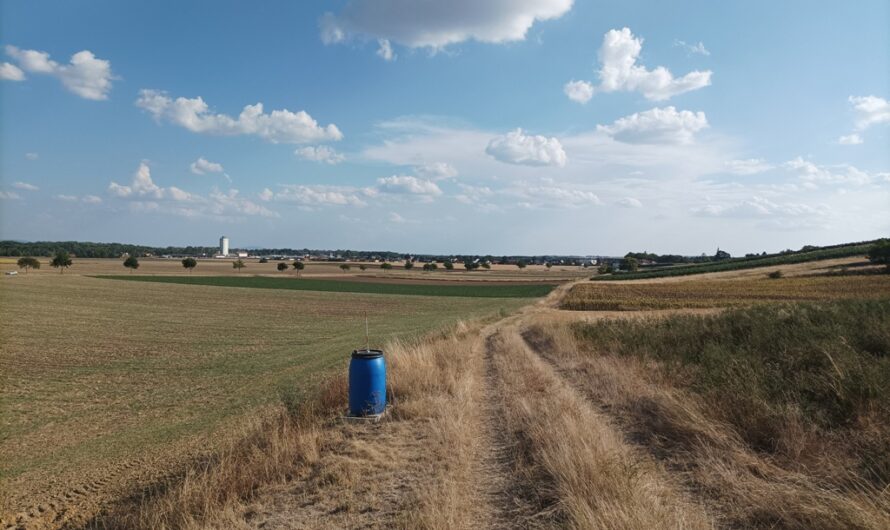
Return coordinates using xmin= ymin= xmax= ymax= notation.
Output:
xmin=220 ymin=236 xmax=229 ymax=256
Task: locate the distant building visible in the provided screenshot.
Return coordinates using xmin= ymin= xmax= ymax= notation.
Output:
xmin=219 ymin=236 xmax=229 ymax=257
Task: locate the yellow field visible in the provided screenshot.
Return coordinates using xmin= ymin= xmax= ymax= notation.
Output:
xmin=560 ymin=274 xmax=890 ymax=310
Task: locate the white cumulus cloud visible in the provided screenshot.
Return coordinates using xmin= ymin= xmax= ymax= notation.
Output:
xmin=616 ymin=197 xmax=643 ymax=208
xmin=486 ymin=128 xmax=566 ymax=167
xmin=376 ymin=39 xmax=396 ymax=61
xmin=415 ymin=162 xmax=457 ymax=180
xmin=136 ymin=89 xmax=342 ymax=144
xmin=0 ymin=191 xmax=22 ymax=200
xmin=190 ymin=157 xmax=225 ymax=175
xmin=5 ymin=45 xmax=114 ymax=100
xmin=108 ymin=162 xmax=164 ymax=199
xmin=838 ymin=133 xmax=863 ymax=145
xmin=597 ymin=107 xmax=708 ymax=144
xmin=321 ymin=0 xmax=573 ymax=50
xmin=849 ymin=95 xmax=890 ymax=130
xmin=563 ymin=79 xmax=594 ymax=104
xmin=275 ymin=185 xmax=371 ymax=206
xmin=0 ymin=62 xmax=25 ymax=81
xmin=295 ymin=145 xmax=345 ymax=164
xmin=574 ymin=28 xmax=711 ymax=101
xmin=376 ymin=175 xmax=443 ymax=196
xmin=25 ymin=152 xmax=39 ymax=160
xmin=12 ymin=181 xmax=39 ymax=191
xmin=724 ymin=158 xmax=774 ymax=175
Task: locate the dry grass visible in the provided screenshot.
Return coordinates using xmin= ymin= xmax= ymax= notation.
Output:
xmin=89 ymin=377 xmax=348 ymax=529
xmin=561 ymin=274 xmax=890 ymax=310
xmin=523 ymin=310 xmax=890 ymax=529
xmin=488 ymin=324 xmax=713 ymax=529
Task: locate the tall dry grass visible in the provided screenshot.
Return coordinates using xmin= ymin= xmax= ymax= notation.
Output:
xmin=88 ymin=376 xmax=348 ymax=529
xmin=523 ymin=306 xmax=890 ymax=529
xmin=384 ymin=320 xmax=494 ymax=529
xmin=488 ymin=325 xmax=713 ymax=529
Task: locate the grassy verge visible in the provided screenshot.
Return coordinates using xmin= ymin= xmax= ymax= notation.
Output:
xmin=524 ymin=301 xmax=890 ymax=528
xmin=96 ymin=275 xmax=556 ymax=298
xmin=561 ymin=274 xmax=890 ymax=310
xmin=572 ymin=300 xmax=890 ymax=484
xmin=595 ymin=242 xmax=873 ymax=281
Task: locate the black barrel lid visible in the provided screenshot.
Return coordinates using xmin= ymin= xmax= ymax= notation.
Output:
xmin=352 ymin=348 xmax=384 ymax=359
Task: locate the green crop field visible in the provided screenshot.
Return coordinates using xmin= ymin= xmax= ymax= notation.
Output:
xmin=0 ymin=274 xmax=535 ymax=512
xmin=96 ymin=275 xmax=556 ymax=298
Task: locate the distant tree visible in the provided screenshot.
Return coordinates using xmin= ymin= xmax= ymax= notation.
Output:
xmin=422 ymin=262 xmax=439 ymax=271
xmin=359 ymin=264 xmax=367 ymax=271
xmin=340 ymin=263 xmax=351 ymax=272
xmin=516 ymin=260 xmax=527 ymax=269
xmin=481 ymin=262 xmax=491 ymax=270
xmin=381 ymin=262 xmax=393 ymax=271
xmin=233 ymin=259 xmax=246 ymax=272
xmin=546 ymin=262 xmax=553 ymax=270
xmin=768 ymin=270 xmax=784 ymax=279
xmin=17 ymin=257 xmax=40 ymax=273
xmin=597 ymin=263 xmax=612 ymax=274
xmin=622 ymin=256 xmax=639 ymax=272
xmin=259 ymin=257 xmax=269 ymax=263
xmin=50 ymin=251 xmax=72 ymax=273
xmin=277 ymin=262 xmax=288 ymax=272
xmin=292 ymin=261 xmax=305 ymax=275
xmin=714 ymin=249 xmax=731 ymax=260
xmin=867 ymin=239 xmax=890 ymax=270
xmin=404 ymin=260 xmax=414 ymax=270
xmin=181 ymin=257 xmax=197 ymax=273
xmin=123 ymin=256 xmax=140 ymax=273
xmin=463 ymin=260 xmax=476 ymax=271
xmin=443 ymin=261 xmax=454 ymax=271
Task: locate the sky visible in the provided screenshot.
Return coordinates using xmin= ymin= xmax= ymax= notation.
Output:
xmin=1 ymin=0 xmax=888 ymax=256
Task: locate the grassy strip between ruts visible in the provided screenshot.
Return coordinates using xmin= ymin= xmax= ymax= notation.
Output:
xmin=95 ymin=275 xmax=556 ymax=298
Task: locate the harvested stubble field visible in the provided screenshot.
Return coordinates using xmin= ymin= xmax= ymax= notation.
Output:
xmin=0 ymin=273 xmax=532 ymax=527
xmin=561 ymin=274 xmax=890 ymax=310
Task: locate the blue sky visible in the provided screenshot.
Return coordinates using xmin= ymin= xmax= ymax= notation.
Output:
xmin=1 ymin=0 xmax=888 ymax=255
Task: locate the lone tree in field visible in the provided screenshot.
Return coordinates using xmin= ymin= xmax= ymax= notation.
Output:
xmin=516 ymin=260 xmax=527 ymax=270
xmin=359 ymin=264 xmax=367 ymax=271
xmin=404 ymin=260 xmax=414 ymax=270
xmin=867 ymin=239 xmax=890 ymax=270
xmin=381 ymin=262 xmax=393 ymax=271
xmin=233 ymin=259 xmax=246 ymax=272
xmin=622 ymin=256 xmax=639 ymax=272
xmin=50 ymin=251 xmax=72 ymax=273
xmin=546 ymin=262 xmax=553 ymax=270
xmin=277 ymin=262 xmax=288 ymax=272
xmin=481 ymin=262 xmax=491 ymax=270
xmin=340 ymin=263 xmax=351 ymax=272
xmin=181 ymin=257 xmax=197 ymax=273
xmin=292 ymin=260 xmax=305 ymax=276
xmin=17 ymin=257 xmax=40 ymax=273
xmin=123 ymin=256 xmax=140 ymax=273
xmin=443 ymin=261 xmax=454 ymax=271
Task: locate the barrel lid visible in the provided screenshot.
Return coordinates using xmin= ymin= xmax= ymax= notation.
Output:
xmin=352 ymin=348 xmax=384 ymax=359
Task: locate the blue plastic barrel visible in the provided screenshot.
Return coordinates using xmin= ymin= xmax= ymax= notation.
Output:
xmin=348 ymin=349 xmax=386 ymax=416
